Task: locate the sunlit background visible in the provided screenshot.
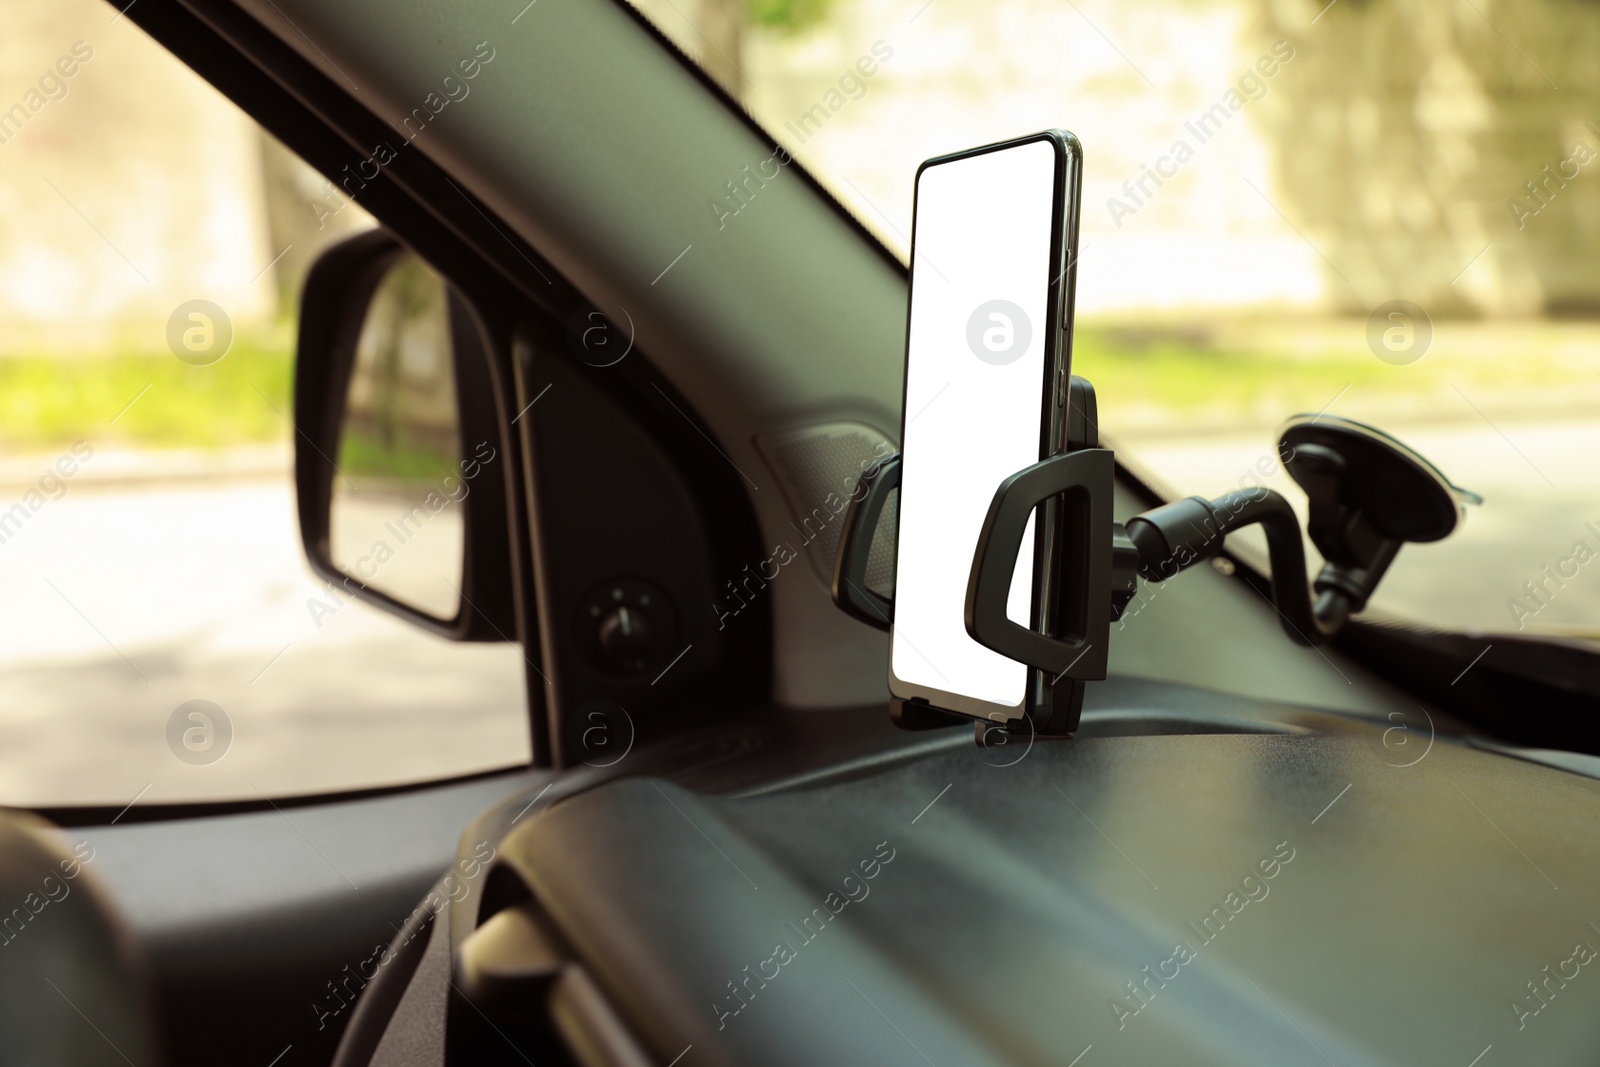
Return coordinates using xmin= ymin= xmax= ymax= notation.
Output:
xmin=635 ymin=0 xmax=1600 ymax=642
xmin=1 ymin=0 xmax=1597 ymax=803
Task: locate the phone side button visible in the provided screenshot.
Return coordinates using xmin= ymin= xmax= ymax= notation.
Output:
xmin=1060 ymin=246 xmax=1073 ymax=320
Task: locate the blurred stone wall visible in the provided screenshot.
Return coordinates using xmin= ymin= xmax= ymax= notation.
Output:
xmin=0 ymin=0 xmax=371 ymax=352
xmin=1253 ymin=0 xmax=1600 ymax=316
xmin=0 ymin=0 xmax=273 ymax=347
xmin=731 ymin=0 xmax=1327 ymax=315
xmin=3 ymin=0 xmax=1596 ymax=332
xmin=657 ymin=0 xmax=1600 ymax=319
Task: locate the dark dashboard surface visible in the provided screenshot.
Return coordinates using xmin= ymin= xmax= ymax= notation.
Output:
xmin=494 ymin=680 xmax=1600 ymax=1066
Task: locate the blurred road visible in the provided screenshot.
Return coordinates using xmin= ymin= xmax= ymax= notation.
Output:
xmin=2 ymin=418 xmax=1593 ymax=806
xmin=0 ymin=456 xmax=529 ymax=808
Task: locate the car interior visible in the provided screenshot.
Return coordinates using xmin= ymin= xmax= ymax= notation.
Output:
xmin=3 ymin=0 xmax=1599 ymax=1064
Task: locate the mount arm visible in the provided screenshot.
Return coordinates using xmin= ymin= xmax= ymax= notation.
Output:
xmin=1124 ymin=489 xmax=1377 ymax=646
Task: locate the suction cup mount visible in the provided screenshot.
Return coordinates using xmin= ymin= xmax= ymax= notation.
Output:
xmin=1281 ymin=413 xmax=1479 ymax=551
xmin=1126 ymin=413 xmax=1478 ymax=645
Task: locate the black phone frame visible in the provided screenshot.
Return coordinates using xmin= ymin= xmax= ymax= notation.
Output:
xmin=886 ymin=129 xmax=1084 ymax=728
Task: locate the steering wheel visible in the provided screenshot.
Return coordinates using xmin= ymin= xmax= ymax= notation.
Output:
xmin=0 ymin=810 xmax=160 ymax=1067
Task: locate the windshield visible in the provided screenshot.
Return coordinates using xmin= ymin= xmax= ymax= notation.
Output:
xmin=629 ymin=0 xmax=1596 ymax=645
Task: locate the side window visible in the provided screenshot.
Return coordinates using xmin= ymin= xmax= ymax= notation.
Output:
xmin=0 ymin=6 xmax=529 ymax=807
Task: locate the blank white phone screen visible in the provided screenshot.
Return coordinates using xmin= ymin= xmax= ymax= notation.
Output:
xmin=891 ymin=139 xmax=1056 ymax=709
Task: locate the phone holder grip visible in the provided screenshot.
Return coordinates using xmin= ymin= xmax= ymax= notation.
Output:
xmin=830 ymin=453 xmax=900 ymax=630
xmin=965 ymin=448 xmax=1114 ymax=679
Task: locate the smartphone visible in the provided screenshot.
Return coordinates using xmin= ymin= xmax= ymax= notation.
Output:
xmin=889 ymin=130 xmax=1082 ymax=724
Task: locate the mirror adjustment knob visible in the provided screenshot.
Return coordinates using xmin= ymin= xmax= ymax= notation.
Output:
xmin=574 ymin=578 xmax=679 ymax=678
xmin=597 ymin=605 xmax=651 ymax=663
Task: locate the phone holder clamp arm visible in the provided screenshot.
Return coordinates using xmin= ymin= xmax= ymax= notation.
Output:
xmin=964 ymin=448 xmax=1115 ymax=679
xmin=830 ymin=452 xmax=900 ymax=631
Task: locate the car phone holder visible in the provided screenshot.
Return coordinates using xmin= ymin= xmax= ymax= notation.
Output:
xmin=832 ymin=376 xmax=1479 ymax=744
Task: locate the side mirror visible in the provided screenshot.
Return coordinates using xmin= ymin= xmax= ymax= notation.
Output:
xmin=294 ymin=228 xmax=515 ymax=640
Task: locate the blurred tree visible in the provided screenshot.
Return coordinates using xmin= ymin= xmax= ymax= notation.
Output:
xmin=256 ymin=132 xmax=374 ymax=315
xmin=695 ymin=0 xmax=746 ymax=96
xmin=695 ymin=0 xmax=838 ymax=97
xmin=1254 ymin=0 xmax=1600 ymax=316
xmin=748 ymin=0 xmax=839 ymax=33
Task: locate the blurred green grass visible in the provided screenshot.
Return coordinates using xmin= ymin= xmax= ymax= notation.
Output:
xmin=1074 ymin=328 xmax=1393 ymax=409
xmin=0 ymin=326 xmax=293 ymax=451
xmin=0 ymin=318 xmax=1593 ymax=452
xmin=338 ymin=432 xmax=461 ymax=482
xmin=1071 ymin=320 xmax=1592 ymax=435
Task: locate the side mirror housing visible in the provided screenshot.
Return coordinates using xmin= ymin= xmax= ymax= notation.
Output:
xmin=293 ymin=228 xmax=516 ymax=641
